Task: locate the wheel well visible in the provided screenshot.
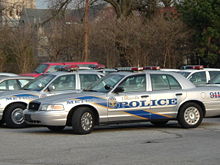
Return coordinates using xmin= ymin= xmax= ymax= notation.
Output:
xmin=179 ymin=100 xmax=206 ymax=117
xmin=2 ymin=102 xmax=27 ymax=121
xmin=66 ymin=105 xmax=100 ymax=126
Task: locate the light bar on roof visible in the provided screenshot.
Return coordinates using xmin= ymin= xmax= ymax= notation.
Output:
xmin=56 ymin=65 xmax=79 ymax=72
xmin=116 ymin=67 xmax=143 ymax=72
xmin=182 ymin=65 xmax=204 ymax=70
xmin=143 ymin=66 xmax=160 ymax=70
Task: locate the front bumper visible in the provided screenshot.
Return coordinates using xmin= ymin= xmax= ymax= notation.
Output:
xmin=24 ymin=110 xmax=68 ymax=126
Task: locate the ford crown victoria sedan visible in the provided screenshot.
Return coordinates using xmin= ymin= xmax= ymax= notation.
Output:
xmin=24 ymin=70 xmax=220 ymax=134
xmin=0 ymin=71 xmax=103 ymax=128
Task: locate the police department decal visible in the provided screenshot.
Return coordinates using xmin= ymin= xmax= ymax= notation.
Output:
xmin=108 ymin=97 xmax=118 ymax=108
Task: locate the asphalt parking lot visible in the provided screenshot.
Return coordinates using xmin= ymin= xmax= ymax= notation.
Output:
xmin=1 ymin=118 xmax=220 ymax=165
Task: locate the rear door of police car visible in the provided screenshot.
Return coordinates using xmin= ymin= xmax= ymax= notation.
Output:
xmin=148 ymin=73 xmax=187 ymax=119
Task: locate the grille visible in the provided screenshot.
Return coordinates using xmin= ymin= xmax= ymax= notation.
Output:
xmin=29 ymin=102 xmax=41 ymax=111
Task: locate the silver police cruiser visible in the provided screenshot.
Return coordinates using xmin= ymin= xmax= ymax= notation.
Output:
xmin=24 ymin=67 xmax=220 ymax=134
xmin=0 ymin=70 xmax=103 ymax=128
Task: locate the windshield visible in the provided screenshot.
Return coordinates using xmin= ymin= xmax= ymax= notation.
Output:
xmin=86 ymin=74 xmax=125 ymax=93
xmin=34 ymin=64 xmax=49 ymax=73
xmin=209 ymin=75 xmax=220 ymax=84
xmin=177 ymin=71 xmax=190 ymax=78
xmin=22 ymin=74 xmax=55 ymax=91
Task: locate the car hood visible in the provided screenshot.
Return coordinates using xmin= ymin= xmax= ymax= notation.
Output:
xmin=0 ymin=90 xmax=40 ymax=99
xmin=34 ymin=92 xmax=107 ymax=104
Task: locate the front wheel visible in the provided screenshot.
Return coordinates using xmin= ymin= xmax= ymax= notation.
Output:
xmin=178 ymin=102 xmax=203 ymax=128
xmin=4 ymin=103 xmax=27 ymax=128
xmin=72 ymin=107 xmax=95 ymax=134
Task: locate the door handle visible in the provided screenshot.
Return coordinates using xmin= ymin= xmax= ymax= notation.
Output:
xmin=176 ymin=93 xmax=182 ymax=96
xmin=141 ymin=95 xmax=149 ymax=98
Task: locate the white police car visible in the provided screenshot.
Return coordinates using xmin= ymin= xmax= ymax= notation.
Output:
xmin=177 ymin=65 xmax=220 ymax=86
xmin=24 ymin=67 xmax=220 ymax=134
xmin=0 ymin=70 xmax=103 ymax=128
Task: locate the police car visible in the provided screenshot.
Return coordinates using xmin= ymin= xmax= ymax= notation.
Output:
xmin=177 ymin=65 xmax=220 ymax=86
xmin=24 ymin=67 xmax=220 ymax=134
xmin=0 ymin=70 xmax=103 ymax=128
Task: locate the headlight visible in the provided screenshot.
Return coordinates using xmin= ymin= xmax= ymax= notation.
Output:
xmin=40 ymin=104 xmax=64 ymax=111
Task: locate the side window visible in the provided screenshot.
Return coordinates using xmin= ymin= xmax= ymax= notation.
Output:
xmin=50 ymin=75 xmax=76 ymax=91
xmin=189 ymin=71 xmax=206 ymax=85
xmin=7 ymin=80 xmax=20 ymax=90
xmin=151 ymin=74 xmax=181 ymax=91
xmin=18 ymin=79 xmax=32 ymax=88
xmin=167 ymin=75 xmax=181 ymax=89
xmin=209 ymin=71 xmax=220 ymax=81
xmin=151 ymin=74 xmax=170 ymax=91
xmin=118 ymin=75 xmax=146 ymax=92
xmin=0 ymin=81 xmax=7 ymax=90
xmin=79 ymin=74 xmax=100 ymax=89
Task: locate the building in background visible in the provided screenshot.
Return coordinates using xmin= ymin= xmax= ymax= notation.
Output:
xmin=0 ymin=0 xmax=35 ymax=26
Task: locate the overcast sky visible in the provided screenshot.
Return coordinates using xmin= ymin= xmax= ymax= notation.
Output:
xmin=36 ymin=0 xmax=48 ymax=9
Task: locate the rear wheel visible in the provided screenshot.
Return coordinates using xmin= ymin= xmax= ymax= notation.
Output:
xmin=72 ymin=107 xmax=95 ymax=134
xmin=47 ymin=126 xmax=65 ymax=132
xmin=178 ymin=102 xmax=203 ymax=128
xmin=4 ymin=103 xmax=27 ymax=128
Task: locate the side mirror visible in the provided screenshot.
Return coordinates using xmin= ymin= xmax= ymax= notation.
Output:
xmin=104 ymin=84 xmax=112 ymax=90
xmin=113 ymin=86 xmax=124 ymax=94
xmin=47 ymin=85 xmax=55 ymax=92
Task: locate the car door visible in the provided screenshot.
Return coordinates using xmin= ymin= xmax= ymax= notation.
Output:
xmin=149 ymin=74 xmax=187 ymax=120
xmin=107 ymin=74 xmax=152 ymax=122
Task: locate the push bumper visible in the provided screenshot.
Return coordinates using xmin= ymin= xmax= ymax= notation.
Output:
xmin=24 ymin=110 xmax=68 ymax=126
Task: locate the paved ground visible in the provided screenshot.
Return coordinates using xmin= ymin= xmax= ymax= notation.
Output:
xmin=1 ymin=118 xmax=220 ymax=165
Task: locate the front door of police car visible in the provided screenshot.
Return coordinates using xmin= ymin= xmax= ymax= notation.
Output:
xmin=108 ymin=74 xmax=152 ymax=122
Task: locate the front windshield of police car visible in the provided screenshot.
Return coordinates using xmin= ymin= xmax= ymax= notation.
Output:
xmin=22 ymin=74 xmax=55 ymax=91
xmin=86 ymin=74 xmax=124 ymax=93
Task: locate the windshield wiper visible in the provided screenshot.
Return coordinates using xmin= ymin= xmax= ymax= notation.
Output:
xmin=22 ymin=88 xmax=30 ymax=90
xmin=83 ymin=89 xmax=97 ymax=92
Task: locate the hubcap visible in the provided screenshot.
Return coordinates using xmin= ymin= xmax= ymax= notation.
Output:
xmin=11 ymin=108 xmax=24 ymax=124
xmin=81 ymin=112 xmax=93 ymax=131
xmin=184 ymin=107 xmax=200 ymax=125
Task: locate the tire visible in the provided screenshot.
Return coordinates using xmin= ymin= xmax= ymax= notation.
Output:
xmin=47 ymin=126 xmax=65 ymax=132
xmin=151 ymin=120 xmax=169 ymax=126
xmin=4 ymin=103 xmax=27 ymax=128
xmin=72 ymin=107 xmax=95 ymax=134
xmin=178 ymin=102 xmax=203 ymax=128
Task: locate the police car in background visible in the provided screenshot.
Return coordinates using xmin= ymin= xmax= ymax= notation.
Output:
xmin=0 ymin=69 xmax=103 ymax=128
xmin=24 ymin=67 xmax=220 ymax=134
xmin=177 ymin=65 xmax=220 ymax=86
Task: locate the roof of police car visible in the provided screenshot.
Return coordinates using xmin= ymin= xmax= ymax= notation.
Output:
xmin=115 ymin=70 xmax=181 ymax=75
xmin=0 ymin=76 xmax=34 ymax=81
xmin=178 ymin=68 xmax=220 ymax=72
xmin=47 ymin=70 xmax=104 ymax=76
